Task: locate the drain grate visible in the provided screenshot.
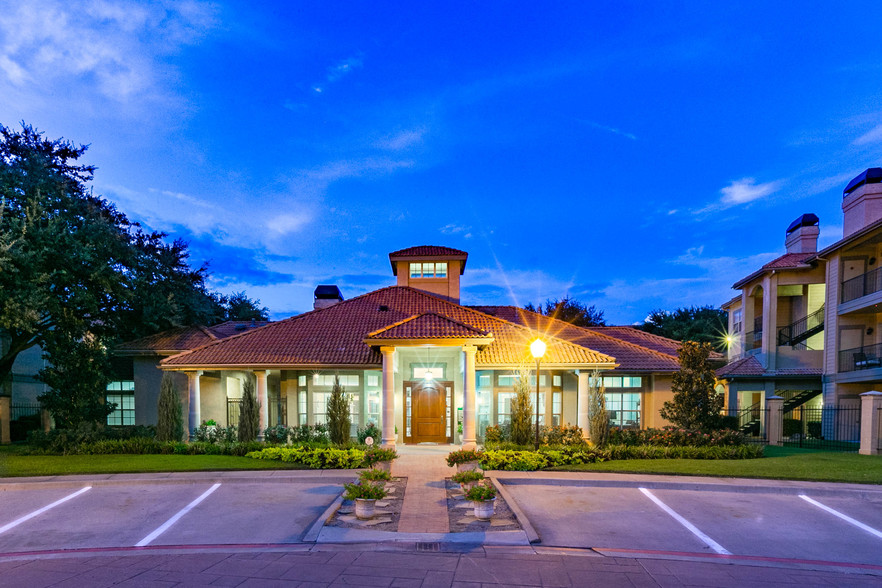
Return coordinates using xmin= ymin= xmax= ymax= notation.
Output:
xmin=416 ymin=542 xmax=441 ymax=552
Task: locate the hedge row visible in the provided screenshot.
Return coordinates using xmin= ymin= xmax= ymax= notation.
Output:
xmin=608 ymin=427 xmax=747 ymax=447
xmin=479 ymin=444 xmax=764 ymax=471
xmin=24 ymin=438 xmax=267 ymax=456
xmin=245 ymin=446 xmax=397 ymax=469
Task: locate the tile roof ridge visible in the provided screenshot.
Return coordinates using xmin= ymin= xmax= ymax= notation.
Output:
xmin=196 ymin=325 xmax=218 ymax=340
xmin=589 ymin=325 xmax=688 ymax=349
xmin=365 ymin=311 xmax=492 ymax=338
xmin=513 ymin=307 xmax=684 ymax=361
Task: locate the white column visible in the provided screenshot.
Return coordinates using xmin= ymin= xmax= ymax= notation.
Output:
xmin=254 ymin=370 xmax=269 ymax=441
xmin=462 ymin=345 xmax=477 ymax=450
xmin=186 ymin=370 xmax=202 ymax=441
xmin=577 ymin=371 xmax=590 ymax=441
xmin=381 ymin=346 xmax=396 ymax=448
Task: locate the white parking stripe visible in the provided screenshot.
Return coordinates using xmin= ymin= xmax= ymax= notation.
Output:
xmin=135 ymin=483 xmax=221 ymax=547
xmin=799 ymin=495 xmax=882 ymax=540
xmin=639 ymin=488 xmax=731 ymax=555
xmin=0 ymin=487 xmax=92 ymax=535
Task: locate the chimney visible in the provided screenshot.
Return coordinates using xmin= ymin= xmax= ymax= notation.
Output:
xmin=313 ymin=285 xmax=344 ymax=310
xmin=785 ymin=214 xmax=819 ymax=254
xmin=843 ymin=168 xmax=882 ymax=237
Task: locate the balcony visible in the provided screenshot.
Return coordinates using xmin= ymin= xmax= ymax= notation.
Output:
xmin=841 ymin=266 xmax=882 ymax=304
xmin=839 ymin=342 xmax=882 ymax=373
xmin=777 ymin=305 xmax=824 ymax=349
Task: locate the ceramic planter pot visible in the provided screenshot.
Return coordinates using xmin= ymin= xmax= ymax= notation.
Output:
xmin=456 ymin=461 xmax=480 ymax=473
xmin=472 ymin=497 xmax=496 ymax=520
xmin=374 ymin=461 xmax=392 ymax=473
xmin=354 ymin=498 xmax=378 ymax=519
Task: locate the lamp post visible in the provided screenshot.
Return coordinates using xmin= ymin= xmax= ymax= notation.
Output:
xmin=530 ymin=338 xmax=546 ymax=450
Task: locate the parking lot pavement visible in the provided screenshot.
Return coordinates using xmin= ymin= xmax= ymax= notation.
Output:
xmin=502 ymin=482 xmax=882 ymax=566
xmin=0 ymin=480 xmax=340 ymax=553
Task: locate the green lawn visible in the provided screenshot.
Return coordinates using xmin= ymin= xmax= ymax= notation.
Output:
xmin=0 ymin=447 xmax=308 ymax=477
xmin=549 ymin=446 xmax=882 ymax=485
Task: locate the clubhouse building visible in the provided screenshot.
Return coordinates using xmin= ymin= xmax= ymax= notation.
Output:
xmin=115 ymin=246 xmax=712 ymax=447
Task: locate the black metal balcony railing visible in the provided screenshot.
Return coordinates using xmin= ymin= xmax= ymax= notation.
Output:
xmin=839 ymin=342 xmax=882 ymax=372
xmin=777 ymin=305 xmax=825 ymax=347
xmin=841 ymin=266 xmax=882 ymax=303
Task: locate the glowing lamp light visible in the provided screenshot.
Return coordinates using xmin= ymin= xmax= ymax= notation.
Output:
xmin=424 ymin=369 xmax=434 ymax=381
xmin=530 ymin=338 xmax=547 ymax=359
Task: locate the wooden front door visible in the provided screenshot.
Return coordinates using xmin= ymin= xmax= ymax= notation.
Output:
xmin=410 ymin=381 xmax=449 ymax=443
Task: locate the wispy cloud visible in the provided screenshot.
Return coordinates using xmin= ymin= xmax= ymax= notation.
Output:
xmin=440 ymin=224 xmax=472 ymax=238
xmin=375 ymin=127 xmax=427 ymax=150
xmin=580 ymin=120 xmax=637 ymax=141
xmin=719 ymin=177 xmax=781 ymax=206
xmin=854 ymin=123 xmax=882 ymax=146
xmin=311 ymin=55 xmax=363 ymax=93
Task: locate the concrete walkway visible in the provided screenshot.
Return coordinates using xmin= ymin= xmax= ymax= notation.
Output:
xmin=393 ymin=444 xmax=457 ymax=534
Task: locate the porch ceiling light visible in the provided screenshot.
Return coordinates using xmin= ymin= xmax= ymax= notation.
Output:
xmin=424 ymin=369 xmax=434 ymax=381
xmin=530 ymin=338 xmax=547 ymax=359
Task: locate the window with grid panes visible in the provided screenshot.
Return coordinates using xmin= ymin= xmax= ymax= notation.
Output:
xmin=106 ymin=381 xmax=135 ymax=425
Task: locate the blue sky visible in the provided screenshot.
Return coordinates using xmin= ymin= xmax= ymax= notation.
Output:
xmin=3 ymin=2 xmax=882 ymax=324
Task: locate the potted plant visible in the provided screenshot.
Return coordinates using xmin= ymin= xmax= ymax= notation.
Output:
xmin=363 ymin=447 xmax=397 ymax=472
xmin=446 ymin=449 xmax=484 ymax=473
xmin=359 ymin=468 xmax=392 ymax=486
xmin=465 ymin=483 xmax=497 ymax=520
xmin=343 ymin=482 xmax=388 ymax=519
xmin=451 ymin=469 xmax=484 ymax=492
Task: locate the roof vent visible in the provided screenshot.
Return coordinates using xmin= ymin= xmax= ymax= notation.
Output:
xmin=235 ymin=324 xmax=247 ymax=331
xmin=378 ymin=305 xmax=390 ymax=312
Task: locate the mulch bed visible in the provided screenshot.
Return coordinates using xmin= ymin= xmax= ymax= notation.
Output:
xmin=445 ymin=478 xmax=522 ymax=533
xmin=326 ymin=477 xmax=407 ymax=532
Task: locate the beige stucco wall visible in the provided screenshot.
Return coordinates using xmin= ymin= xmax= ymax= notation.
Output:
xmin=394 ymin=260 xmax=463 ymax=303
xmin=644 ymin=375 xmax=675 ymax=429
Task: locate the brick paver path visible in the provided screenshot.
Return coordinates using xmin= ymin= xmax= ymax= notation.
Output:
xmin=393 ymin=444 xmax=456 ymax=533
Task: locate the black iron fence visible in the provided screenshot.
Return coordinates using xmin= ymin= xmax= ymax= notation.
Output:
xmin=842 ymin=266 xmax=882 ymax=303
xmin=783 ymin=405 xmax=861 ymax=452
xmin=839 ymin=342 xmax=882 ymax=372
xmin=10 ymin=402 xmax=42 ymax=442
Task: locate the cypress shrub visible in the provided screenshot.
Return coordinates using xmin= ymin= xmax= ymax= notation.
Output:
xmin=156 ymin=373 xmax=184 ymax=442
xmin=327 ymin=375 xmax=351 ymax=445
xmin=587 ymin=370 xmax=609 ymax=448
xmin=510 ymin=366 xmax=534 ymax=446
xmin=238 ymin=378 xmax=260 ymax=442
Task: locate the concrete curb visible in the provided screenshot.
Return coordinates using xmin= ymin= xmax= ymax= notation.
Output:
xmin=494 ymin=476 xmax=882 ymax=499
xmin=489 ymin=477 xmax=540 ymax=544
xmin=303 ymin=491 xmax=345 ymax=543
xmin=0 ymin=470 xmax=360 ymax=490
xmin=316 ymin=526 xmax=530 ymax=545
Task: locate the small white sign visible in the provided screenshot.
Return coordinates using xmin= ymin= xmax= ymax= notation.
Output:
xmin=365 ymin=436 xmax=374 ymax=446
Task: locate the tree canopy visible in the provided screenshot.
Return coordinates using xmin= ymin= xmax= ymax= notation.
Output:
xmin=0 ymin=123 xmax=268 ymax=422
xmin=639 ymin=305 xmax=727 ymax=348
xmin=659 ymin=341 xmax=724 ymax=430
xmin=524 ymin=297 xmax=606 ymax=327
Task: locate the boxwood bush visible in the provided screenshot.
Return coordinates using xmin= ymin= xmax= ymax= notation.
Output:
xmin=608 ymin=427 xmax=746 ymax=447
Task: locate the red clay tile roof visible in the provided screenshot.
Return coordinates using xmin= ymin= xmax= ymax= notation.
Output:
xmin=716 ymin=355 xmax=822 ymax=378
xmin=117 ymin=321 xmax=270 ymax=354
xmin=716 ymin=355 xmax=765 ymax=377
xmin=161 ymin=287 xmax=615 ymax=369
xmin=471 ymin=306 xmax=683 ymax=372
xmin=733 ymin=252 xmax=816 ymax=288
xmin=365 ymin=313 xmax=492 ymax=340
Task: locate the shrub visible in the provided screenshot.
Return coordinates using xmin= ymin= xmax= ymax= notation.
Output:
xmin=660 ymin=341 xmax=723 ymax=430
xmin=718 ymin=415 xmax=739 ymax=430
xmin=807 ymin=421 xmax=822 ymax=439
xmin=587 ymin=370 xmax=609 ymax=447
xmin=510 ymin=366 xmax=534 ymax=446
xmin=156 ymin=373 xmax=184 ymax=442
xmin=605 ymin=444 xmax=764 ymax=460
xmin=783 ymin=418 xmax=802 ymax=437
xmin=446 ymin=449 xmax=484 ymax=467
xmin=540 ymin=424 xmax=585 ymax=446
xmin=27 ymin=423 xmax=156 ymax=453
xmin=291 ymin=423 xmax=330 ymax=443
xmin=465 ymin=483 xmax=497 ymax=501
xmin=238 ymin=378 xmax=260 ymax=442
xmin=359 ymin=469 xmax=392 ymax=483
xmin=357 ymin=422 xmax=381 ymax=444
xmin=263 ymin=425 xmax=289 ymax=445
xmin=608 ymin=426 xmax=746 ymax=447
xmin=246 ymin=446 xmax=367 ymax=468
xmin=363 ymin=446 xmax=397 ymax=468
xmin=451 ymin=470 xmax=484 ymax=484
xmin=327 ymin=376 xmax=351 ymax=445
xmin=484 ymin=424 xmax=504 ymax=444
xmin=344 ymin=482 xmax=387 ymax=500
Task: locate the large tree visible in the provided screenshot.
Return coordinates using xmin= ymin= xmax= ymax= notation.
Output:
xmin=659 ymin=341 xmax=723 ymax=430
xmin=218 ymin=291 xmax=269 ymax=322
xmin=0 ymin=123 xmax=264 ymax=424
xmin=525 ymin=297 xmax=606 ymax=327
xmin=639 ymin=305 xmax=727 ymax=349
